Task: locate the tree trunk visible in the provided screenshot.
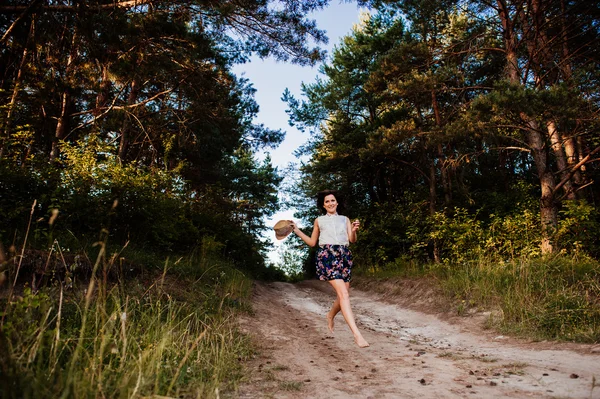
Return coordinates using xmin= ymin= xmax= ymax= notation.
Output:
xmin=498 ymin=148 xmax=511 ymax=192
xmin=431 ymin=90 xmax=451 ymax=205
xmin=559 ymin=0 xmax=573 ymax=81
xmin=496 ymin=0 xmax=558 ymax=254
xmin=576 ymin=135 xmax=588 ymax=178
xmin=557 ymin=0 xmax=583 ymax=192
xmin=50 ymin=91 xmax=72 ymax=162
xmin=50 ymin=30 xmax=78 ymax=163
xmin=563 ymin=136 xmax=583 ymax=189
xmin=95 ymin=64 xmax=111 ymax=114
xmin=547 ymin=120 xmax=575 ymax=200
xmin=0 ymin=21 xmax=33 ymax=160
xmin=118 ymin=77 xmax=139 ymax=162
xmin=437 ymin=143 xmax=451 ymax=206
xmin=497 ymin=0 xmax=520 ymax=83
xmin=526 ymin=118 xmax=557 ymax=254
xmin=429 ymin=159 xmax=441 ymax=263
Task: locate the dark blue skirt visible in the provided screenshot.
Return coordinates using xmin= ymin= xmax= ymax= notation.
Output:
xmin=316 ymin=244 xmax=353 ymax=283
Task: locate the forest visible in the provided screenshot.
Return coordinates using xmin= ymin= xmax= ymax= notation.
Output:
xmin=0 ymin=0 xmax=332 ymax=276
xmin=285 ymin=0 xmax=600 ymax=265
xmin=1 ymin=0 xmax=600 ymax=397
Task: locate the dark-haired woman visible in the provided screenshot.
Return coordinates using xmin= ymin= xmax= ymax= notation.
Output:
xmin=290 ymin=190 xmax=369 ymax=348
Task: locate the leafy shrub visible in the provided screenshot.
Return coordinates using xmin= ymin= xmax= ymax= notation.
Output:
xmin=556 ymin=199 xmax=600 ymax=257
xmin=404 ymin=207 xmax=540 ymax=263
xmin=424 ymin=208 xmax=485 ymax=263
xmin=484 ymin=209 xmax=541 ymax=258
xmin=1 ymin=137 xmax=273 ymax=275
xmin=354 ymin=192 xmax=545 ymax=268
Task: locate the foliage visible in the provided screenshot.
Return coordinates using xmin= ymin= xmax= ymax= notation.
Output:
xmin=350 ymin=200 xmax=542 ymax=271
xmin=0 ymin=0 xmax=341 ymax=276
xmin=0 ymin=139 xmax=276 ymax=275
xmin=285 ymin=2 xmax=600 ymax=265
xmin=281 ymin=4 xmax=600 ymax=345
xmin=556 ymin=200 xmax=600 ymax=257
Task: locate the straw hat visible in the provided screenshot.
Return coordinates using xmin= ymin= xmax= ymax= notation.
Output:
xmin=273 ymin=220 xmax=294 ymax=240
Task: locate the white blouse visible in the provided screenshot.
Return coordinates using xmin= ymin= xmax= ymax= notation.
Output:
xmin=317 ymin=214 xmax=349 ymax=246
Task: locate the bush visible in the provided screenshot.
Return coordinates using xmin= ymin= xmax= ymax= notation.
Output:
xmin=556 ymin=199 xmax=600 ymax=257
xmin=0 ymin=137 xmax=273 ymax=276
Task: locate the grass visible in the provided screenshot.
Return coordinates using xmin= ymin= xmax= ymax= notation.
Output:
xmin=0 ymin=239 xmax=254 ymax=399
xmin=502 ymin=362 xmax=528 ymax=375
xmin=279 ymin=381 xmax=303 ymax=391
xmin=472 ymin=354 xmax=498 ymax=363
xmin=355 ymin=254 xmax=600 ymax=343
xmin=437 ymin=351 xmax=460 ymax=360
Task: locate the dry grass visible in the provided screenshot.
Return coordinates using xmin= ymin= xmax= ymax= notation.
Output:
xmin=0 ymin=239 xmax=254 ymax=399
xmin=355 ymin=255 xmax=600 ymax=342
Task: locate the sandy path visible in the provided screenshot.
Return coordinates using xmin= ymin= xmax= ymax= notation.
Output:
xmin=235 ymin=280 xmax=600 ymax=399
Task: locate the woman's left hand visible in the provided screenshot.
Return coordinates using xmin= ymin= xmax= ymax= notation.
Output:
xmin=351 ymin=219 xmax=360 ymax=232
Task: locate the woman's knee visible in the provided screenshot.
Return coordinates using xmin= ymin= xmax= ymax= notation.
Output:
xmin=339 ymin=291 xmax=349 ymax=302
xmin=335 ymin=283 xmax=350 ymax=301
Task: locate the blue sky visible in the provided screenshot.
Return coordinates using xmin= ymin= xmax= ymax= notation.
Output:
xmin=232 ymin=1 xmax=366 ymax=261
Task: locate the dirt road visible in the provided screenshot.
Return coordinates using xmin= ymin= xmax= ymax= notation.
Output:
xmin=235 ymin=280 xmax=600 ymax=399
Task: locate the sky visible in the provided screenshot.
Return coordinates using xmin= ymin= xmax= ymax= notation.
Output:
xmin=232 ymin=1 xmax=366 ymax=263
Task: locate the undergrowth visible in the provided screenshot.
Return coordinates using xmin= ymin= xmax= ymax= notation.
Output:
xmin=0 ymin=238 xmax=254 ymax=399
xmin=356 ymin=255 xmax=600 ymax=342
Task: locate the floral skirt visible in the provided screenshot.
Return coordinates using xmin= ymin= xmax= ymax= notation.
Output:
xmin=316 ymin=245 xmax=353 ymax=283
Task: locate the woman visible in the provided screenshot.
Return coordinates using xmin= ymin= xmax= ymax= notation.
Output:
xmin=290 ymin=190 xmax=369 ymax=348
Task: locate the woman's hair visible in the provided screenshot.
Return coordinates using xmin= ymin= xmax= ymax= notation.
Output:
xmin=316 ymin=190 xmax=345 ymax=215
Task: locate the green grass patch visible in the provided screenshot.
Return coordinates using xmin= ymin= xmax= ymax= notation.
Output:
xmin=0 ymin=244 xmax=254 ymax=399
xmin=357 ymin=255 xmax=600 ymax=342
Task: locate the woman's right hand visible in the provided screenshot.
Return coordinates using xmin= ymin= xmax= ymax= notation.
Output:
xmin=291 ymin=218 xmax=319 ymax=247
xmin=289 ymin=220 xmax=298 ymax=233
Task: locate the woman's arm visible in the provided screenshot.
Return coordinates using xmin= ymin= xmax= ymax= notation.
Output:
xmin=291 ymin=219 xmax=320 ymax=247
xmin=347 ymin=217 xmax=360 ymax=243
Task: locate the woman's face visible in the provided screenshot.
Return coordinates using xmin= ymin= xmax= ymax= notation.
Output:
xmin=323 ymin=194 xmax=338 ymax=214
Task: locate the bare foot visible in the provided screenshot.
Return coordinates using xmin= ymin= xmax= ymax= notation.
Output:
xmin=326 ymin=312 xmax=335 ymax=333
xmin=354 ymin=335 xmax=369 ymax=348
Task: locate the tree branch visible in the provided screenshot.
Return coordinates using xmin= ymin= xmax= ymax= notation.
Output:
xmin=0 ymin=0 xmax=42 ymax=44
xmin=553 ymin=145 xmax=600 ymax=195
xmin=0 ymin=0 xmax=154 ymax=13
xmin=70 ymin=87 xmax=173 ymax=118
xmin=385 ymin=155 xmax=430 ymax=182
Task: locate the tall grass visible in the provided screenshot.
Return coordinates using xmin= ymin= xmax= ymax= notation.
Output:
xmin=357 ymin=255 xmax=600 ymax=342
xmin=0 ymin=239 xmax=254 ymax=398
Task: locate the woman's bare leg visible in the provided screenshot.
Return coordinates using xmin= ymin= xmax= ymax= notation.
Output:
xmin=327 ymin=296 xmax=340 ymax=333
xmin=328 ymin=279 xmax=369 ymax=347
xmin=326 ymin=281 xmax=348 ymax=332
